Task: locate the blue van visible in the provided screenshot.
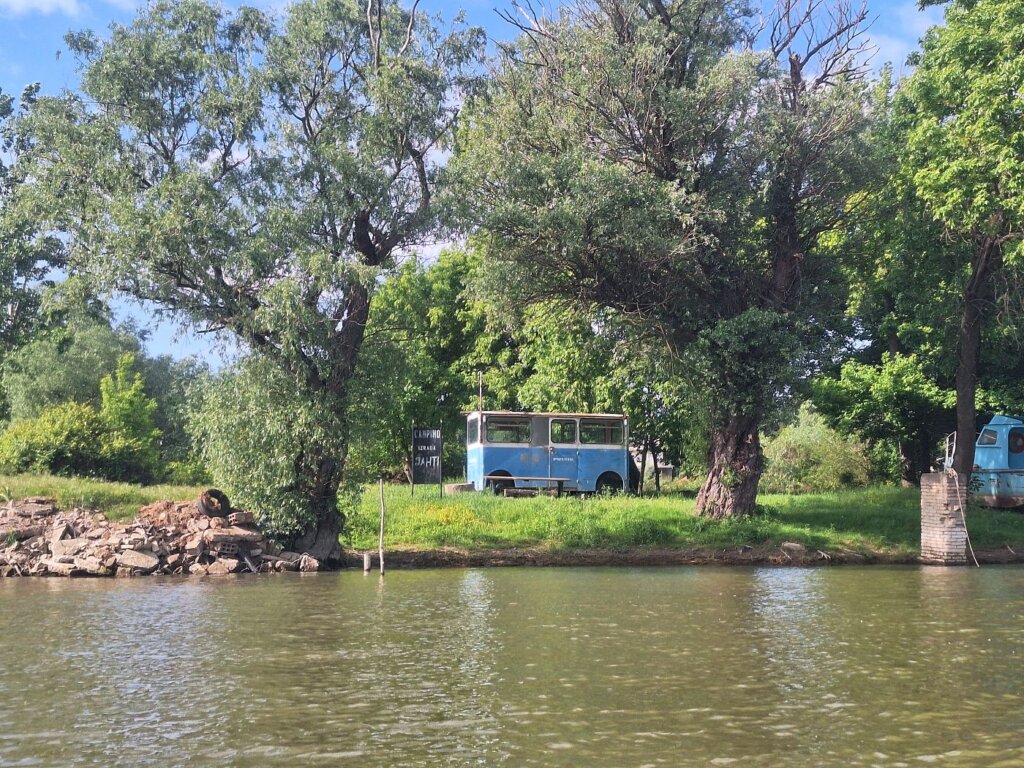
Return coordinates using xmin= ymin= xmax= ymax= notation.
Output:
xmin=969 ymin=415 xmax=1024 ymax=508
xmin=465 ymin=410 xmax=630 ymax=494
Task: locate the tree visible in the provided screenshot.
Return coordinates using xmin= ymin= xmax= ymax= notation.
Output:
xmin=2 ymin=317 xmax=139 ymax=421
xmin=812 ymin=354 xmax=954 ymax=485
xmin=901 ymin=0 xmax=1024 ymax=475
xmin=0 ymin=84 xmax=63 ymax=364
xmin=21 ymin=0 xmax=483 ymax=560
xmin=456 ymin=0 xmax=873 ymax=517
xmin=347 ymin=248 xmax=489 ymax=479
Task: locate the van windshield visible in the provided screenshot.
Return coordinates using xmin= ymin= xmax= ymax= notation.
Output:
xmin=580 ymin=419 xmax=623 ymax=445
xmin=486 ymin=418 xmax=531 ymax=444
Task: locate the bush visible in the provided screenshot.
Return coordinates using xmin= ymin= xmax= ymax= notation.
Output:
xmin=0 ymin=402 xmax=108 ymax=477
xmin=0 ymin=355 xmax=164 ymax=483
xmin=761 ymin=403 xmax=871 ymax=494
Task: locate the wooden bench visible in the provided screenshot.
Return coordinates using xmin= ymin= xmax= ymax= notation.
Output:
xmin=484 ymin=475 xmax=570 ymax=498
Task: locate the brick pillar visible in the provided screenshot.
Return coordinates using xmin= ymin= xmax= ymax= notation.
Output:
xmin=920 ymin=472 xmax=968 ymax=565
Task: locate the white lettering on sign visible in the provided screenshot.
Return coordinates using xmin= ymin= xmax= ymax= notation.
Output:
xmin=414 ymin=429 xmax=442 ymax=439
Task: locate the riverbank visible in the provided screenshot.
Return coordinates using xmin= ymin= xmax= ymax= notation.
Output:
xmin=349 ymin=484 xmax=1024 ymax=566
xmin=5 ymin=475 xmax=1024 ymax=573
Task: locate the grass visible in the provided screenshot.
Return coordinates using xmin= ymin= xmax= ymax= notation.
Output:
xmin=348 ymin=483 xmax=1024 ymax=556
xmin=0 ymin=474 xmax=204 ymax=521
xmin=5 ymin=473 xmax=1024 ymax=558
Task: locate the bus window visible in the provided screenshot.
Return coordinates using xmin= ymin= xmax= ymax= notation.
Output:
xmin=467 ymin=416 xmax=479 ymax=445
xmin=580 ymin=419 xmax=623 ymax=445
xmin=486 ymin=417 xmax=531 ymax=444
xmin=550 ymin=419 xmax=577 ymax=444
xmin=978 ymin=429 xmax=999 ymax=446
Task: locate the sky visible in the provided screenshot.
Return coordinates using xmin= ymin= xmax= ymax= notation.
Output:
xmin=0 ymin=0 xmax=945 ymax=361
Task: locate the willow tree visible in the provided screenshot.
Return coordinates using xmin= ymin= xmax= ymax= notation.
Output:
xmin=457 ymin=0 xmax=873 ymax=517
xmin=20 ymin=0 xmax=483 ymax=560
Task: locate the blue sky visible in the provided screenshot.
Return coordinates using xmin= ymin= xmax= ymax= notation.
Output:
xmin=0 ymin=0 xmax=945 ymax=361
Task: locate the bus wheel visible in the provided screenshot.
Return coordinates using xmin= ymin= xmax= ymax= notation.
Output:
xmin=490 ymin=475 xmax=513 ymax=496
xmin=595 ymin=473 xmax=623 ymax=495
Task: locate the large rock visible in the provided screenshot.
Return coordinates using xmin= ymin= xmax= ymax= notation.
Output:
xmin=117 ymin=550 xmax=160 ymax=573
xmin=50 ymin=538 xmax=88 ymax=559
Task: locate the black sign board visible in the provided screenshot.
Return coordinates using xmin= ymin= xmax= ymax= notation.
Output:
xmin=412 ymin=426 xmax=443 ymax=486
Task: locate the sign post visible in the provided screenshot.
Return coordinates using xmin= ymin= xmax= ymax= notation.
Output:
xmin=412 ymin=426 xmax=443 ymax=499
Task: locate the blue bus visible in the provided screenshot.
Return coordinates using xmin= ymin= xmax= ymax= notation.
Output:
xmin=963 ymin=415 xmax=1024 ymax=508
xmin=465 ymin=410 xmax=631 ymax=494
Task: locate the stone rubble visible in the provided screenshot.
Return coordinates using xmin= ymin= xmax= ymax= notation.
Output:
xmin=0 ymin=497 xmax=321 ymax=577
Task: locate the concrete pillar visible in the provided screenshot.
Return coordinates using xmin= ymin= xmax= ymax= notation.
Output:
xmin=920 ymin=472 xmax=968 ymax=565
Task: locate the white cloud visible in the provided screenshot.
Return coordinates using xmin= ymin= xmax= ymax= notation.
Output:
xmin=0 ymin=0 xmax=140 ymax=16
xmin=0 ymin=0 xmax=82 ymax=14
xmin=868 ymin=1 xmax=944 ymax=76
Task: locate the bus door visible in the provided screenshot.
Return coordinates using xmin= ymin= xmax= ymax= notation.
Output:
xmin=548 ymin=418 xmax=579 ymax=490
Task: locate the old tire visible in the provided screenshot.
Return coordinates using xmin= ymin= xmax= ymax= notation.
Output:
xmin=198 ymin=488 xmax=231 ymax=518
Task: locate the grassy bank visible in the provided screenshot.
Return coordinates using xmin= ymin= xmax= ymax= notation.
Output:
xmin=6 ymin=473 xmax=1024 ymax=562
xmin=348 ymin=484 xmax=1024 ymax=557
xmin=0 ymin=474 xmax=204 ymax=521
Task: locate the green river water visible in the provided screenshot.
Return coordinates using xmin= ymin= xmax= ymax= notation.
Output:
xmin=1 ymin=566 xmax=1022 ymax=767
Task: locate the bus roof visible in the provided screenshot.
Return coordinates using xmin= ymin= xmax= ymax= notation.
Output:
xmin=465 ymin=410 xmax=626 ymax=420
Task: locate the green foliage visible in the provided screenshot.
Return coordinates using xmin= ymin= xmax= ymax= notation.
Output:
xmin=348 ymin=248 xmax=489 ymax=480
xmin=761 ymin=404 xmax=871 ymax=494
xmin=17 ymin=0 xmax=484 ymax=548
xmin=187 ymin=356 xmax=353 ymax=542
xmin=456 ymin=0 xmax=874 ymax=515
xmin=0 ymin=354 xmax=164 ymax=483
xmin=812 ymin=353 xmax=954 ymax=483
xmin=98 ymin=354 xmax=162 ymax=483
xmin=0 ymin=84 xmax=63 ymax=368
xmin=2 ymin=318 xmax=139 ymax=421
xmin=0 ymin=402 xmax=108 ymax=478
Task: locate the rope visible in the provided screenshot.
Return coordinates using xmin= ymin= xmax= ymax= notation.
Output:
xmin=946 ymin=467 xmax=980 ymax=568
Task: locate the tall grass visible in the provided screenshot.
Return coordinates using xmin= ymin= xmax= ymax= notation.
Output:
xmin=0 ymin=474 xmax=204 ymax=521
xmin=349 ymin=483 xmax=1024 ymax=554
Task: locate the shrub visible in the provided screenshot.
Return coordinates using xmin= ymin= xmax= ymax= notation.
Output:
xmin=0 ymin=355 xmax=164 ymax=483
xmin=761 ymin=403 xmax=871 ymax=494
xmin=0 ymin=402 xmax=108 ymax=478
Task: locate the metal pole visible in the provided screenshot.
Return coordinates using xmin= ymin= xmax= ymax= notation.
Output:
xmin=439 ymin=418 xmax=444 ymax=500
xmin=378 ymin=477 xmax=386 ymax=575
xmin=477 ymin=371 xmax=483 ymax=412
xmin=410 ymin=419 xmax=415 ymax=497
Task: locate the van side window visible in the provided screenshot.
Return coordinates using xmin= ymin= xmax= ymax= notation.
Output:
xmin=580 ymin=419 xmax=623 ymax=445
xmin=486 ymin=418 xmax=531 ymax=444
xmin=1010 ymin=429 xmax=1024 ymax=454
xmin=467 ymin=417 xmax=479 ymax=445
xmin=551 ymin=419 xmax=577 ymax=444
xmin=978 ymin=429 xmax=999 ymax=446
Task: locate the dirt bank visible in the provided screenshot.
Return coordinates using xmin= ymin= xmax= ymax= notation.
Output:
xmin=349 ymin=543 xmax=1024 ymax=569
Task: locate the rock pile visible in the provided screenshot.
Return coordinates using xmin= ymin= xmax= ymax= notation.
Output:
xmin=0 ymin=496 xmax=321 ymax=577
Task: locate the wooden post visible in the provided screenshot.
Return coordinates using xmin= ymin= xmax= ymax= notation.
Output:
xmin=363 ymin=552 xmax=372 ymax=572
xmin=410 ymin=419 xmax=415 ymax=497
xmin=378 ymin=477 xmax=386 ymax=575
xmin=439 ymin=418 xmax=444 ymax=500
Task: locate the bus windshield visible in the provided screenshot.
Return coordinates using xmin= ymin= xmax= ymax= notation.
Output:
xmin=486 ymin=417 xmax=531 ymax=444
xmin=580 ymin=419 xmax=623 ymax=445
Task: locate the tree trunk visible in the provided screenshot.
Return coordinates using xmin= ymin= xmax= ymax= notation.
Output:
xmin=638 ymin=442 xmax=648 ymax=496
xmin=652 ymin=444 xmax=661 ymax=494
xmin=952 ymin=238 xmax=999 ymax=477
xmin=695 ymin=414 xmax=763 ymax=519
xmin=292 ymin=509 xmax=344 ymax=564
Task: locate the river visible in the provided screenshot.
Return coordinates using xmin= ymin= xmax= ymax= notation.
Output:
xmin=1 ymin=566 xmax=1022 ymax=766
